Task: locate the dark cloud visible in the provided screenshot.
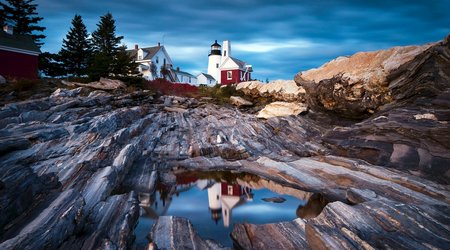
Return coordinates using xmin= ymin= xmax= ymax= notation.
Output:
xmin=35 ymin=0 xmax=450 ymax=80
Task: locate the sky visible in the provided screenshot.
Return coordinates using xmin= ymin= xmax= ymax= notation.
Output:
xmin=34 ymin=0 xmax=450 ymax=80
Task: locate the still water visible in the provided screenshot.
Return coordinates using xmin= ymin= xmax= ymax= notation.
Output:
xmin=134 ymin=171 xmax=324 ymax=247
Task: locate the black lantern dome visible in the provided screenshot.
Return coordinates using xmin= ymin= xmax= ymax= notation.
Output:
xmin=209 ymin=40 xmax=221 ymax=56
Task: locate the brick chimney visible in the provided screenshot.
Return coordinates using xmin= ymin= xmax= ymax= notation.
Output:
xmin=134 ymin=44 xmax=138 ymax=50
xmin=158 ymin=42 xmax=161 ymax=47
xmin=3 ymin=25 xmax=13 ymax=35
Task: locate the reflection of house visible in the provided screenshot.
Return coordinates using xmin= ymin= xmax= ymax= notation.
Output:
xmin=197 ymin=72 xmax=216 ymax=86
xmin=127 ymin=43 xmax=177 ymax=81
xmin=207 ymin=182 xmax=253 ymax=227
xmin=207 ymin=40 xmax=252 ymax=85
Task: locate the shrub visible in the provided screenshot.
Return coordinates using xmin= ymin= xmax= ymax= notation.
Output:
xmin=146 ymin=78 xmax=199 ymax=97
xmin=198 ymin=84 xmax=241 ymax=104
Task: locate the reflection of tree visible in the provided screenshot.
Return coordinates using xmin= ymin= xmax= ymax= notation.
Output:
xmin=296 ymin=193 xmax=329 ymax=219
xmin=156 ymin=183 xmax=171 ymax=207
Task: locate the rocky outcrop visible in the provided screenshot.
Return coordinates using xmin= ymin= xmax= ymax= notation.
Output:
xmin=230 ymin=96 xmax=253 ymax=107
xmin=150 ymin=216 xmax=229 ymax=250
xmin=319 ymin=36 xmax=450 ymax=183
xmin=232 ymin=218 xmax=310 ymax=249
xmin=236 ymin=80 xmax=306 ymax=103
xmin=62 ymin=77 xmax=126 ymax=90
xmin=230 ymin=155 xmax=449 ymax=249
xmin=295 ymin=37 xmax=445 ymax=119
xmin=305 ymin=199 xmax=450 ymax=249
xmin=257 ymin=102 xmax=308 ymax=119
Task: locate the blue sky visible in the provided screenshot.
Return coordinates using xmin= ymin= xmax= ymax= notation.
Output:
xmin=35 ymin=0 xmax=450 ymax=80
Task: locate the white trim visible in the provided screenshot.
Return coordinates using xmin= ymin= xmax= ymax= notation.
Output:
xmin=227 ymin=71 xmax=232 ymax=80
xmin=0 ymin=45 xmax=39 ymax=56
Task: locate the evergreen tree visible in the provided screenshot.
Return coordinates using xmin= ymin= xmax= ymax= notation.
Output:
xmin=112 ymin=45 xmax=137 ymax=76
xmin=89 ymin=12 xmax=134 ymax=79
xmin=60 ymin=14 xmax=91 ymax=76
xmin=91 ymin=12 xmax=123 ymax=56
xmin=0 ymin=0 xmax=46 ymax=46
xmin=39 ymin=52 xmax=65 ymax=77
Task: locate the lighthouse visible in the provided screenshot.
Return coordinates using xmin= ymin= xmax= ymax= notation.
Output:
xmin=207 ymin=40 xmax=222 ymax=84
xmin=206 ymin=40 xmax=252 ymax=85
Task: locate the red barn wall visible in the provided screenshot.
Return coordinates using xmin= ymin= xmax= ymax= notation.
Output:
xmin=220 ymin=69 xmax=252 ymax=85
xmin=0 ymin=50 xmax=39 ymax=79
xmin=220 ymin=69 xmax=241 ymax=85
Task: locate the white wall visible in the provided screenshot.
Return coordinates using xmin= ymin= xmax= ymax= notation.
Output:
xmin=177 ymin=73 xmax=197 ymax=85
xmin=207 ymin=54 xmax=221 ymax=83
xmin=197 ymin=74 xmax=217 ymax=86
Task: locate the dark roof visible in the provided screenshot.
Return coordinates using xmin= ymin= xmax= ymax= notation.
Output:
xmin=199 ymin=73 xmax=215 ymax=80
xmin=211 ymin=40 xmax=221 ymax=47
xmin=0 ymin=31 xmax=40 ymax=53
xmin=127 ymin=46 xmax=161 ymax=60
xmin=229 ymin=57 xmax=246 ymax=69
xmin=174 ymin=69 xmax=195 ymax=77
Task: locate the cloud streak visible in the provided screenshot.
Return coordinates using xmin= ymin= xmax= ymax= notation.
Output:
xmin=34 ymin=0 xmax=450 ymax=80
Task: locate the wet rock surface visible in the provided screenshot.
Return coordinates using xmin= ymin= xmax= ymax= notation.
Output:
xmin=150 ymin=216 xmax=229 ymax=250
xmin=1 ymin=36 xmax=449 ymax=249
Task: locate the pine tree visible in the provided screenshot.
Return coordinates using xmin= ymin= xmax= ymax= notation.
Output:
xmin=39 ymin=52 xmax=65 ymax=77
xmin=60 ymin=14 xmax=91 ymax=76
xmin=89 ymin=12 xmax=134 ymax=79
xmin=112 ymin=45 xmax=137 ymax=76
xmin=0 ymin=0 xmax=46 ymax=46
xmin=91 ymin=12 xmax=123 ymax=56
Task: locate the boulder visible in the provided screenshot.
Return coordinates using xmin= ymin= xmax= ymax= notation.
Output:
xmin=257 ymin=102 xmax=308 ymax=119
xmin=62 ymin=78 xmax=126 ymax=90
xmin=50 ymin=87 xmax=86 ymax=98
xmin=295 ymin=39 xmax=438 ymax=118
xmin=230 ymin=96 xmax=253 ymax=107
xmin=237 ymin=80 xmax=306 ymax=102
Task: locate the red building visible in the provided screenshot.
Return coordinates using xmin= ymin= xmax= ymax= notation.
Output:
xmin=220 ymin=57 xmax=252 ymax=85
xmin=0 ymin=25 xmax=40 ymax=79
xmin=207 ymin=40 xmax=253 ymax=85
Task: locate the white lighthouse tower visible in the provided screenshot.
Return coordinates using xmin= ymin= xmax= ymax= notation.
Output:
xmin=207 ymin=40 xmax=222 ymax=83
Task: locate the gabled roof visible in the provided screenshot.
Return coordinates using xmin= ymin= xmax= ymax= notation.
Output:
xmin=198 ymin=73 xmax=215 ymax=80
xmin=220 ymin=56 xmax=246 ymax=70
xmin=174 ymin=69 xmax=195 ymax=78
xmin=0 ymin=31 xmax=40 ymax=55
xmin=127 ymin=46 xmax=161 ymax=61
xmin=230 ymin=57 xmax=246 ymax=68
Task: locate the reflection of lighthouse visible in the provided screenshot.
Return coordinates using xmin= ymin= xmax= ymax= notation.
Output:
xmin=208 ymin=183 xmax=222 ymax=223
xmin=207 ymin=182 xmax=253 ymax=227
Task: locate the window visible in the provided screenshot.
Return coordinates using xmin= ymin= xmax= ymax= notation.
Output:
xmin=163 ymin=58 xmax=166 ymax=66
xmin=227 ymin=71 xmax=232 ymax=80
xmin=189 ymin=77 xmax=191 ymax=83
xmin=224 ymin=51 xmax=227 ymax=57
xmin=216 ymin=63 xmax=219 ymax=68
xmin=156 ymin=56 xmax=159 ymax=64
xmin=138 ymin=55 xmax=143 ymax=60
xmin=228 ymin=185 xmax=233 ymax=195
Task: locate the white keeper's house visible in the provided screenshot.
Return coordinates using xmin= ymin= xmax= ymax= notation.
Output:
xmin=128 ymin=43 xmax=177 ymax=81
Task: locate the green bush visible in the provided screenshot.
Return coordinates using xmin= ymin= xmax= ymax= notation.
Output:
xmin=199 ymin=84 xmax=241 ymax=104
